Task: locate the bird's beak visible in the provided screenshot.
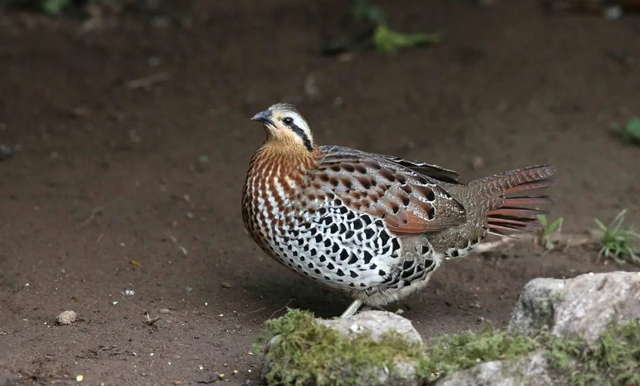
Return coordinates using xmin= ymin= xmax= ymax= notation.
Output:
xmin=251 ymin=110 xmax=274 ymax=126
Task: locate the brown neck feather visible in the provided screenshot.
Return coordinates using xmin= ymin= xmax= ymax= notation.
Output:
xmin=250 ymin=142 xmax=320 ymax=175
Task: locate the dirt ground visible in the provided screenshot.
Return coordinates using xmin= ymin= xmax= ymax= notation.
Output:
xmin=1 ymin=0 xmax=640 ymax=385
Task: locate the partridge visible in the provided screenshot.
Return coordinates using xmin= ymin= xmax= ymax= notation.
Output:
xmin=242 ymin=103 xmax=556 ymax=318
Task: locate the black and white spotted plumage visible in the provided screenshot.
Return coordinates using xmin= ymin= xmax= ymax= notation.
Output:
xmin=243 ymin=144 xmax=466 ymax=305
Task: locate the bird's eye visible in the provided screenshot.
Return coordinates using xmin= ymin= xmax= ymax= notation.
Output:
xmin=283 ymin=117 xmax=294 ymax=125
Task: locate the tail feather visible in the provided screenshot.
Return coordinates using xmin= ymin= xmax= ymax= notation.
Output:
xmin=472 ymin=165 xmax=556 ymax=236
xmin=487 ymin=223 xmax=538 ymax=236
xmin=487 ymin=215 xmax=539 ymax=226
xmin=489 ymin=206 xmax=550 ymax=217
xmin=503 ymin=181 xmax=556 ymax=194
xmin=504 ymin=196 xmax=554 ymax=206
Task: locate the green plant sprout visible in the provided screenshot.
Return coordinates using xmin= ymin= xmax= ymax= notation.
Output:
xmin=352 ymin=0 xmax=386 ymax=25
xmin=594 ymin=209 xmax=640 ymax=265
xmin=536 ymin=214 xmax=564 ymax=251
xmin=611 ymin=118 xmax=640 ymax=145
xmin=10 ymin=0 xmax=73 ymax=16
xmin=351 ymin=0 xmax=441 ymax=54
xmin=373 ymin=26 xmax=441 ymax=54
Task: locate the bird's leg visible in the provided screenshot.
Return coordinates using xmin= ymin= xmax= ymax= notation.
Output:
xmin=340 ymin=299 xmax=363 ymax=318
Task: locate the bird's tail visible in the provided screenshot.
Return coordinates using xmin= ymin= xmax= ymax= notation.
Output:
xmin=469 ymin=165 xmax=557 ymax=237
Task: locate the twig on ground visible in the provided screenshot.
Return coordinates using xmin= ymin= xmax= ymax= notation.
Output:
xmin=144 ymin=312 xmax=160 ymax=326
xmin=78 ymin=206 xmax=104 ymax=227
xmin=125 ymin=72 xmax=171 ymax=90
xmin=474 ymin=237 xmax=521 ymax=254
xmin=268 ymin=299 xmax=294 ymax=320
xmin=474 ymin=232 xmax=598 ymax=254
xmin=164 ymin=229 xmax=188 ymax=256
xmin=239 ymin=307 xmax=266 ymax=317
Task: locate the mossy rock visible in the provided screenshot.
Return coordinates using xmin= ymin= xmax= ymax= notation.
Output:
xmin=255 ymin=308 xmax=640 ymax=386
xmin=509 ymin=272 xmax=640 ymax=344
xmin=258 ymin=310 xmax=424 ymax=386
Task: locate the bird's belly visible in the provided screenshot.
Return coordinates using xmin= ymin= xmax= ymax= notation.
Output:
xmin=251 ymin=200 xmax=406 ymax=292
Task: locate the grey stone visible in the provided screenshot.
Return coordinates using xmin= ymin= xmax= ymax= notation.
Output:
xmin=370 ymin=358 xmax=419 ymax=386
xmin=436 ymin=351 xmax=555 ymax=386
xmin=509 ymin=271 xmax=640 ymax=343
xmin=317 ymin=310 xmax=423 ymax=344
xmin=56 ymin=310 xmax=77 ymax=325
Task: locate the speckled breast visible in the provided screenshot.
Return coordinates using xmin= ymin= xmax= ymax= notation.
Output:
xmin=242 ymin=161 xmax=408 ymax=292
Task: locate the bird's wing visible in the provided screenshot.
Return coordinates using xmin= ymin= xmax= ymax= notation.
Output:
xmin=313 ymin=146 xmax=467 ymax=235
xmin=377 ymin=154 xmax=462 ymax=184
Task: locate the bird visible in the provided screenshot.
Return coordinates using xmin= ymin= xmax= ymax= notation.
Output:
xmin=241 ymin=103 xmax=556 ymax=318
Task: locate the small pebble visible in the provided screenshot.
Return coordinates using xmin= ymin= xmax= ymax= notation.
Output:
xmin=471 ymin=156 xmax=485 ymax=170
xmin=129 ymin=129 xmax=141 ymax=143
xmin=603 ymin=5 xmax=623 ymax=20
xmin=0 ymin=144 xmax=16 ymax=161
xmin=57 ymin=310 xmax=77 ymax=325
xmin=221 ymin=281 xmax=231 ymax=288
xmin=476 ymin=316 xmax=485 ymax=324
xmin=159 ymin=308 xmax=172 ymax=314
xmin=349 ymin=323 xmax=363 ymax=333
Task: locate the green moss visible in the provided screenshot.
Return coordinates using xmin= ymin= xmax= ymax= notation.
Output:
xmin=256 ymin=310 xmax=640 ymax=386
xmin=544 ymin=319 xmax=640 ymax=386
xmin=415 ymin=325 xmax=539 ymax=382
xmin=258 ymin=308 xmax=423 ymax=386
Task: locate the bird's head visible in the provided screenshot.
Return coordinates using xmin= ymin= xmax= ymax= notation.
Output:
xmin=251 ymin=103 xmax=315 ymax=154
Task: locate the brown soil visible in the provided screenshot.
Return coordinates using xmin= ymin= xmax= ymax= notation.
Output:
xmin=1 ymin=1 xmax=640 ymax=385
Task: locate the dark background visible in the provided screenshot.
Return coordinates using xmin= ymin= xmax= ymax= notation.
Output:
xmin=1 ymin=1 xmax=639 ymax=385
